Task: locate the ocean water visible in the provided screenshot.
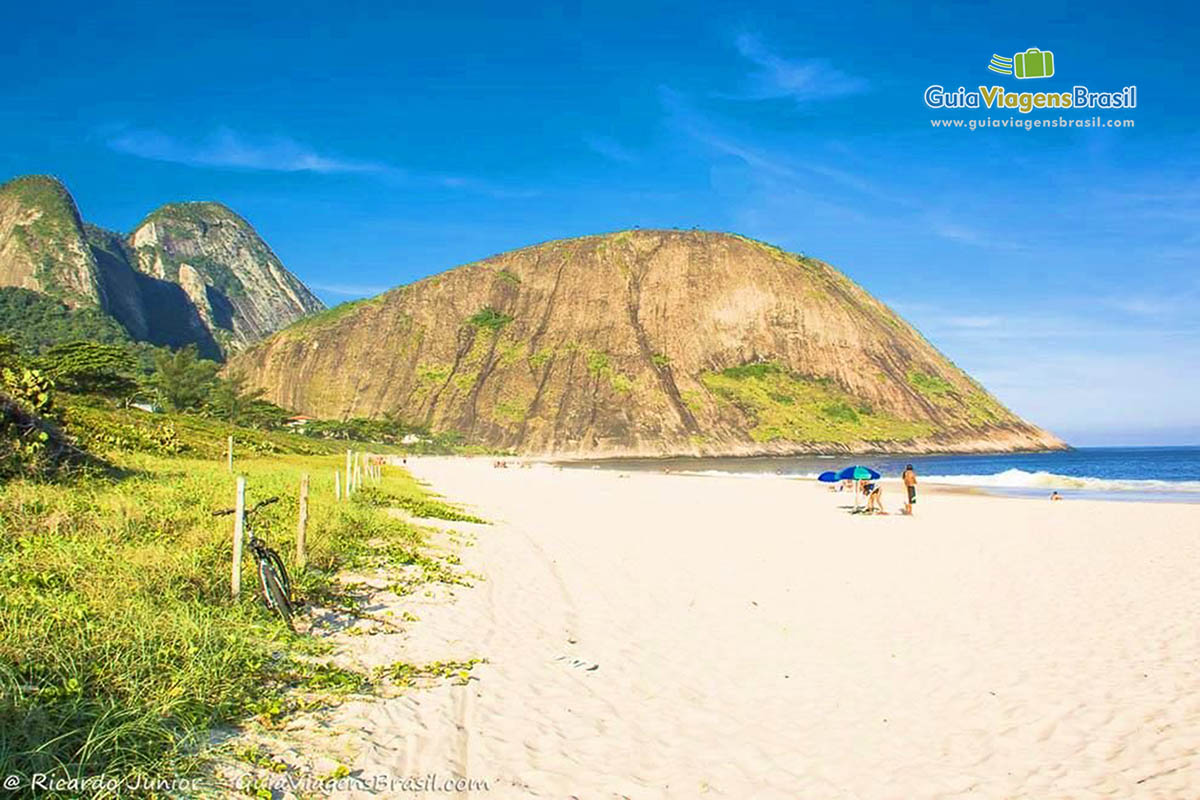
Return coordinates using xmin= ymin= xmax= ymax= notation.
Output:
xmin=573 ymin=447 xmax=1200 ymax=503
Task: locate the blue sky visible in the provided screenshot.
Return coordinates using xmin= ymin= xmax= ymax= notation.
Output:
xmin=2 ymin=1 xmax=1196 ymax=445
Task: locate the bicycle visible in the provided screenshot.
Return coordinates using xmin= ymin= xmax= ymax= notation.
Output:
xmin=213 ymin=496 xmax=296 ymax=632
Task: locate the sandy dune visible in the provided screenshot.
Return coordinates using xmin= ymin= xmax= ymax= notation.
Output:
xmin=264 ymin=459 xmax=1200 ymax=799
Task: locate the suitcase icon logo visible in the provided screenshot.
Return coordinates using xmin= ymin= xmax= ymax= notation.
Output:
xmin=1014 ymin=48 xmax=1054 ymax=79
xmin=988 ymin=48 xmax=1055 ymax=79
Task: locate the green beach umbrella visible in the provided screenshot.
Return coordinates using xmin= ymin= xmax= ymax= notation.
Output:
xmin=838 ymin=465 xmax=881 ymax=511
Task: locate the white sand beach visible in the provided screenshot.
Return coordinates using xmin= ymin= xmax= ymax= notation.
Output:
xmin=277 ymin=459 xmax=1200 ymax=799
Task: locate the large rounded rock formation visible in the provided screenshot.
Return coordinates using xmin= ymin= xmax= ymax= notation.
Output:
xmin=232 ymin=229 xmax=1064 ymax=457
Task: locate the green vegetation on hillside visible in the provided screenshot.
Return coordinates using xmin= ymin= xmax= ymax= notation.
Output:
xmin=0 ymin=287 xmax=133 ymax=353
xmin=0 ymin=330 xmax=483 ymax=467
xmin=907 ymin=370 xmax=955 ymax=397
xmin=0 ymin=176 xmax=81 ymax=238
xmin=141 ymin=201 xmax=235 ymax=227
xmin=701 ymin=361 xmax=934 ymax=443
xmin=585 ymin=349 xmax=633 ymax=393
xmin=277 ymin=296 xmax=384 ymax=338
xmin=466 ymin=306 xmax=513 ymax=331
xmin=43 ymin=341 xmax=137 ymax=396
xmin=906 ymin=369 xmax=1012 ymax=425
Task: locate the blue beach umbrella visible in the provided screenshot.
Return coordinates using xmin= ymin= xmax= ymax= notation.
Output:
xmin=817 ymin=470 xmax=840 ymax=483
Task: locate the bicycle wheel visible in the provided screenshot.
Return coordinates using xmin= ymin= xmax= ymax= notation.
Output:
xmin=258 ymin=558 xmax=295 ymax=632
xmin=262 ymin=546 xmax=292 ymax=600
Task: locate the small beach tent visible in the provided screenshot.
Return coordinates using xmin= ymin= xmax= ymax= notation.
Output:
xmin=837 ymin=465 xmax=881 ymax=510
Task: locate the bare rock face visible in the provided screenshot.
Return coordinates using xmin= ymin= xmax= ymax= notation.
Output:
xmin=0 ymin=176 xmax=103 ymax=306
xmin=232 ymin=230 xmax=1065 ymax=457
xmin=129 ymin=203 xmax=324 ymax=350
xmin=84 ymin=223 xmax=151 ymax=341
xmin=0 ymin=175 xmax=325 ymax=358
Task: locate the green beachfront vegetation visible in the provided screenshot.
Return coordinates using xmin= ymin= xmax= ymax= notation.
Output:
xmin=0 ymin=334 xmax=488 ymax=792
xmin=0 ymin=445 xmax=481 ymax=790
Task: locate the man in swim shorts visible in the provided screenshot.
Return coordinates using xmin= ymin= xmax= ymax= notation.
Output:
xmin=902 ymin=464 xmax=917 ymax=515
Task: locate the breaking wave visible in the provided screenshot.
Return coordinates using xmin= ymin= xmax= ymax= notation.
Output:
xmin=907 ymin=469 xmax=1200 ymax=494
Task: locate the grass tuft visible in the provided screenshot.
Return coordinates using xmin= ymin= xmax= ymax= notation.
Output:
xmin=466 ymin=307 xmax=513 ymax=331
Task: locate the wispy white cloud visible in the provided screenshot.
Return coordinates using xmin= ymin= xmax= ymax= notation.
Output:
xmin=107 ymin=126 xmax=390 ymax=174
xmin=731 ymin=33 xmax=868 ymax=103
xmin=105 ymin=125 xmax=536 ymax=199
xmin=662 ymin=86 xmax=1045 ymax=258
xmin=661 ymin=87 xmax=890 ymax=206
xmin=430 ymin=174 xmax=540 ymax=199
xmin=1097 ymin=283 xmax=1200 ymax=318
xmin=584 ymin=134 xmax=638 ymax=164
xmin=925 ymin=216 xmax=1026 ymax=250
xmin=1104 ymin=296 xmax=1175 ymax=316
xmin=943 ymin=315 xmax=1003 ymax=329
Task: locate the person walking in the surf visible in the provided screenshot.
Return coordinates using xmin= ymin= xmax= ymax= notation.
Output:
xmin=902 ymin=464 xmax=918 ymax=515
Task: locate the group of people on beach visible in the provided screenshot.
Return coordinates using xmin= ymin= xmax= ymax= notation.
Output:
xmin=844 ymin=467 xmax=1069 ymax=511
xmin=846 ymin=464 xmax=919 ymax=516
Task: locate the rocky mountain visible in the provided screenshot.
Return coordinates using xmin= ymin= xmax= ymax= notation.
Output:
xmin=0 ymin=175 xmax=324 ymax=358
xmin=128 ymin=202 xmax=324 ymax=350
xmin=0 ymin=176 xmax=104 ymax=307
xmin=231 ymin=229 xmax=1064 ymax=457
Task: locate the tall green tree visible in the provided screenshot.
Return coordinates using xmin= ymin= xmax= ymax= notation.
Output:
xmin=151 ymin=346 xmax=219 ymax=411
xmin=43 ymin=341 xmax=137 ymax=397
xmin=207 ymin=372 xmax=267 ymax=425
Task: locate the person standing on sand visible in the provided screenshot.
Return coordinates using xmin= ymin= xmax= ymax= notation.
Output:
xmin=863 ymin=481 xmax=883 ymax=514
xmin=902 ymin=464 xmax=917 ymax=515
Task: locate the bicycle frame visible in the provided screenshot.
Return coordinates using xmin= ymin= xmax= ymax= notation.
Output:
xmin=213 ymin=496 xmax=294 ymax=627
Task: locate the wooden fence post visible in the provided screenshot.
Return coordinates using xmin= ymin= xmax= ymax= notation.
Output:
xmin=231 ymin=476 xmax=246 ymax=597
xmin=297 ymin=473 xmax=309 ymax=570
xmin=227 ymin=435 xmax=233 ymax=472
xmin=334 ymin=468 xmax=341 ymax=500
xmin=345 ymin=449 xmax=353 ymax=497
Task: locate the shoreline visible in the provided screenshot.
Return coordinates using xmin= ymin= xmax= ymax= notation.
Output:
xmin=542 ymin=465 xmax=1200 ymax=505
xmin=537 ymin=448 xmax=1200 ymax=505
